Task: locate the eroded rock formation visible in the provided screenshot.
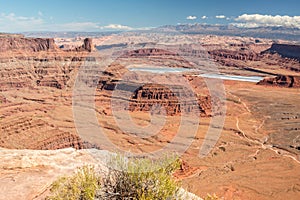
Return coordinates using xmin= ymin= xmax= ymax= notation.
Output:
xmin=258 ymin=75 xmax=300 ymax=88
xmin=208 ymin=49 xmax=260 ymax=61
xmin=128 ymin=83 xmax=211 ymax=116
xmin=0 ymin=37 xmax=56 ymax=52
xmin=0 ymin=35 xmax=94 ymax=53
xmin=0 ymin=36 xmax=95 ymax=150
xmin=75 ymin=38 xmax=94 ymax=52
xmin=207 ymin=43 xmax=300 ymax=74
xmin=264 ymin=43 xmax=300 ymax=61
xmin=125 ymin=48 xmax=178 ymax=57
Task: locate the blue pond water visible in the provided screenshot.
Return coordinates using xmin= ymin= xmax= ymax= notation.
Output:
xmin=128 ymin=67 xmax=264 ymax=83
xmin=199 ymin=74 xmax=264 ymax=83
xmin=128 ymin=67 xmax=193 ymax=73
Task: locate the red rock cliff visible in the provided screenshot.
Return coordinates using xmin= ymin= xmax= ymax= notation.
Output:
xmin=258 ymin=75 xmax=300 ymax=88
xmin=264 ymin=43 xmax=300 ymax=61
xmin=0 ymin=36 xmax=57 ymax=52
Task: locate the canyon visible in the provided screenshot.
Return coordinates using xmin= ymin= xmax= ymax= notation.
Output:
xmin=0 ymin=33 xmax=299 ymax=199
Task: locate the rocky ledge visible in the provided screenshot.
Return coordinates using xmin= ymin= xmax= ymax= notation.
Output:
xmin=0 ymin=35 xmax=94 ymax=53
xmin=0 ymin=37 xmax=56 ymax=52
xmin=264 ymin=43 xmax=300 ymax=61
xmin=258 ymin=75 xmax=300 ymax=88
xmin=128 ymin=83 xmax=212 ymax=116
xmin=0 ymin=148 xmax=202 ymax=200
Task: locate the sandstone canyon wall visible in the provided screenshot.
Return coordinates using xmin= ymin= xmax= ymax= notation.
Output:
xmin=0 ymin=35 xmax=95 ymax=150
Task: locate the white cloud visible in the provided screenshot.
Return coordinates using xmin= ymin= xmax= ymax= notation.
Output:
xmin=1 ymin=12 xmax=42 ymax=23
xmin=0 ymin=13 xmax=101 ymax=32
xmin=233 ymin=14 xmax=300 ymax=29
xmin=216 ymin=15 xmax=226 ymax=19
xmin=59 ymin=22 xmax=100 ymax=31
xmin=186 ymin=16 xmax=197 ymax=20
xmin=0 ymin=12 xmax=145 ymax=32
xmin=201 ymin=16 xmax=207 ymax=19
xmin=0 ymin=12 xmax=44 ymax=32
xmin=101 ymin=24 xmax=133 ymax=30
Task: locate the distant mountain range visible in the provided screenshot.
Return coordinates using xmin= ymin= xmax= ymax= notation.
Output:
xmin=21 ymin=24 xmax=300 ymax=41
xmin=158 ymin=24 xmax=300 ymax=41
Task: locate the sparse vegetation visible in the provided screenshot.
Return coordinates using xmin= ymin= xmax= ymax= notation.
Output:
xmin=47 ymin=155 xmax=182 ymax=200
xmin=47 ymin=165 xmax=101 ymax=200
xmin=99 ymin=155 xmax=182 ymax=200
xmin=204 ymin=193 xmax=221 ymax=200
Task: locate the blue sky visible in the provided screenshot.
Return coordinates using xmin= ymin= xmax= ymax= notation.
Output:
xmin=0 ymin=0 xmax=299 ymax=32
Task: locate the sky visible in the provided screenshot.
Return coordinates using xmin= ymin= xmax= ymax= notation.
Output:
xmin=0 ymin=0 xmax=299 ymax=32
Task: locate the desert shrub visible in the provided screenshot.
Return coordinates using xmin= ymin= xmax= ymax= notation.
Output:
xmin=47 ymin=165 xmax=101 ymax=200
xmin=204 ymin=193 xmax=221 ymax=200
xmin=98 ymin=154 xmax=182 ymax=200
xmin=47 ymin=155 xmax=182 ymax=200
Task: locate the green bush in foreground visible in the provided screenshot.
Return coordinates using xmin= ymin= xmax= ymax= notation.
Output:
xmin=47 ymin=165 xmax=101 ymax=200
xmin=47 ymin=155 xmax=181 ymax=200
xmin=100 ymin=155 xmax=181 ymax=200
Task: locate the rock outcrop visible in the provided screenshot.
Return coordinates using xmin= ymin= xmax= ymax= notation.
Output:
xmin=104 ymin=83 xmax=211 ymax=117
xmin=0 ymin=36 xmax=94 ymax=53
xmin=127 ymin=83 xmax=211 ymax=116
xmin=263 ymin=43 xmax=300 ymax=61
xmin=0 ymin=148 xmax=202 ymax=200
xmin=83 ymin=38 xmax=93 ymax=52
xmin=75 ymin=38 xmax=94 ymax=52
xmin=207 ymin=43 xmax=300 ymax=74
xmin=124 ymin=48 xmax=178 ymax=57
xmin=0 ymin=37 xmax=96 ymax=91
xmin=258 ymin=75 xmax=300 ymax=88
xmin=0 ymin=148 xmax=111 ymax=200
xmin=208 ymin=49 xmax=260 ymax=61
xmin=0 ymin=37 xmax=56 ymax=52
xmin=0 ymin=36 xmax=95 ymax=150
